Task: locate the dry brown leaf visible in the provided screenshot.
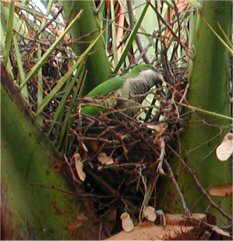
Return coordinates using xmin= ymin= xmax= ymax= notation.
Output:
xmin=208 ymin=184 xmax=233 ymax=197
xmin=146 ymin=123 xmax=167 ymax=133
xmin=97 ymin=152 xmax=114 ymax=165
xmin=216 ymin=133 xmax=233 ymax=161
xmin=142 ymin=206 xmax=157 ymax=222
xmin=120 ymin=212 xmax=134 ymax=232
xmin=74 ymin=153 xmax=86 ymax=182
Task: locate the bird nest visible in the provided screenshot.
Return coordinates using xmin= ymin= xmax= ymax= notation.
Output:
xmin=9 ymin=45 xmax=232 ymax=237
xmin=52 ymin=67 xmax=189 ymax=234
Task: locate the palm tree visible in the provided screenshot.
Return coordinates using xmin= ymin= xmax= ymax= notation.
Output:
xmin=1 ymin=0 xmax=232 ymax=239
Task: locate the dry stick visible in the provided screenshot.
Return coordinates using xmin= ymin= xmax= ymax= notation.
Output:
xmin=167 ymin=145 xmax=232 ymax=221
xmin=139 ymin=174 xmax=159 ymax=222
xmin=141 ymin=138 xmax=166 ymax=219
xmin=126 ymin=0 xmax=150 ymax=64
xmin=149 ymin=2 xmax=188 ymax=51
xmin=34 ymin=7 xmax=63 ymax=39
xmin=135 ymin=43 xmax=152 ymax=64
xmin=86 ymin=167 xmax=118 ymax=196
xmin=179 ymin=83 xmax=189 ymax=104
xmin=178 ymin=102 xmax=233 ymax=121
xmin=64 ymin=154 xmax=81 ymax=184
xmin=164 ymin=159 xmax=190 ymax=215
xmin=86 ymin=168 xmax=138 ymax=212
xmin=71 ymin=129 xmax=119 ymax=144
xmin=169 ymin=1 xmax=182 ymax=63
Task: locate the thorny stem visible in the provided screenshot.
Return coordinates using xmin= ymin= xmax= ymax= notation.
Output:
xmin=168 ymin=145 xmax=232 ymax=221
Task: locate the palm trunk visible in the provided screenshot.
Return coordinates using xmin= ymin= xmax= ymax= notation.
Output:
xmin=160 ymin=1 xmax=232 ymax=224
xmin=1 ymin=63 xmax=97 ymax=239
xmin=62 ymin=0 xmax=111 ymax=95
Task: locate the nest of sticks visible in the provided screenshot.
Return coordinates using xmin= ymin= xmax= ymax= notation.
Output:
xmin=55 ymin=66 xmax=189 ymax=231
xmin=9 ymin=38 xmax=232 ymax=237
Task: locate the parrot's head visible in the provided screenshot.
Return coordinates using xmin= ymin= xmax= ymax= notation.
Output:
xmin=119 ymin=64 xmax=164 ymax=109
xmin=129 ymin=64 xmax=164 ymax=85
xmin=140 ymin=68 xmax=164 ymax=86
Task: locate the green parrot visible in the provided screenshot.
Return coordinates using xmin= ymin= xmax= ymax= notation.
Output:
xmin=82 ymin=64 xmax=164 ymax=116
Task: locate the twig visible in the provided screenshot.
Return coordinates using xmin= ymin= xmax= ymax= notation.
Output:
xmin=178 ymin=102 xmax=233 ymax=121
xmin=34 ymin=7 xmax=63 ymax=39
xmin=126 ymin=0 xmax=150 ymax=64
xmin=164 ymin=159 xmax=190 ymax=215
xmin=86 ymin=167 xmax=118 ymax=196
xmin=168 ymin=145 xmax=232 ymax=221
xmin=179 ymin=83 xmax=189 ymax=103
xmin=149 ymin=2 xmax=188 ymax=50
xmin=157 ymin=137 xmax=166 ymax=175
xmin=64 ymin=154 xmax=81 ymax=183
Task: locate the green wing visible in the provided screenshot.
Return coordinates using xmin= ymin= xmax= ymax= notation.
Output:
xmin=87 ymin=64 xmax=152 ymax=97
xmin=82 ymin=64 xmax=153 ymax=115
xmin=86 ymin=76 xmax=124 ymax=97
